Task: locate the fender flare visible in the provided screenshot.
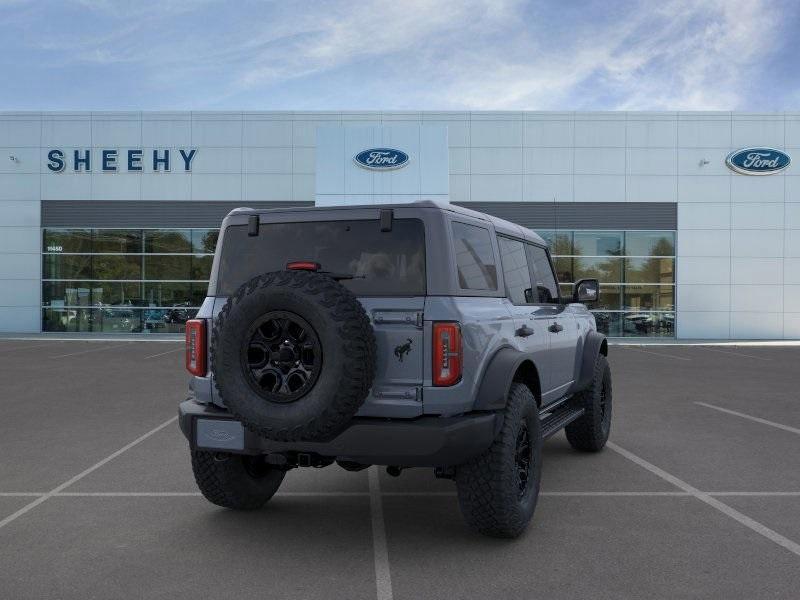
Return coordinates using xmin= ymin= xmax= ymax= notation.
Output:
xmin=573 ymin=331 xmax=607 ymax=392
xmin=473 ymin=347 xmax=540 ymax=411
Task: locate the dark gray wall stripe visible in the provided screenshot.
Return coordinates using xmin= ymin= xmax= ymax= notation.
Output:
xmin=454 ymin=202 xmax=677 ymax=230
xmin=43 ymin=200 xmax=676 ymax=230
xmin=41 ymin=201 xmax=313 ymax=228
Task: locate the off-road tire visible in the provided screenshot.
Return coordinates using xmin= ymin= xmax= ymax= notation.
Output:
xmin=191 ymin=450 xmax=285 ymax=510
xmin=455 ymin=383 xmax=542 ymax=538
xmin=565 ymin=354 xmax=612 ymax=452
xmin=212 ymin=270 xmax=376 ymax=442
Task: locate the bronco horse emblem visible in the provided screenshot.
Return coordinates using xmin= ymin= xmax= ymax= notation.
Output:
xmin=394 ymin=338 xmax=413 ymax=362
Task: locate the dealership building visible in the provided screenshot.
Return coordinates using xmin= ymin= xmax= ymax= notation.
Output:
xmin=0 ymin=110 xmax=798 ymax=339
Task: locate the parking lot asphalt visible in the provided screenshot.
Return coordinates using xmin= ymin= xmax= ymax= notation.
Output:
xmin=0 ymin=340 xmax=799 ymax=599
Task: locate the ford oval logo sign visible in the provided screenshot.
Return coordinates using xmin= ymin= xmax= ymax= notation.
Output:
xmin=726 ymin=147 xmax=790 ymax=175
xmin=354 ymin=148 xmax=409 ymax=170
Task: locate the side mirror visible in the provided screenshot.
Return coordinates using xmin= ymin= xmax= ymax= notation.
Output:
xmin=573 ymin=279 xmax=599 ymax=304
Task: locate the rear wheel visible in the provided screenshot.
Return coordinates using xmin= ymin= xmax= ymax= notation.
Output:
xmin=565 ymin=354 xmax=612 ymax=452
xmin=455 ymin=383 xmax=542 ymax=538
xmin=191 ymin=450 xmax=285 ymax=510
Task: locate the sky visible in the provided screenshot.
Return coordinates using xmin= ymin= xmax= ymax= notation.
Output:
xmin=1 ymin=0 xmax=798 ymax=111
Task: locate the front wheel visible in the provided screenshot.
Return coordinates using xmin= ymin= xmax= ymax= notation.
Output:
xmin=455 ymin=383 xmax=542 ymax=538
xmin=191 ymin=450 xmax=285 ymax=510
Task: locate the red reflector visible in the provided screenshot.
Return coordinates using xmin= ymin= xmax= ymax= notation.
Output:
xmin=185 ymin=319 xmax=207 ymax=377
xmin=286 ymin=261 xmax=320 ymax=271
xmin=433 ymin=322 xmax=462 ymax=387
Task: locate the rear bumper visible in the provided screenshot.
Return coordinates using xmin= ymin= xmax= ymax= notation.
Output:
xmin=178 ymin=399 xmax=498 ymax=467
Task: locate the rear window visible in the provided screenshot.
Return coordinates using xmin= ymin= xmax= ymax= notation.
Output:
xmin=216 ymin=219 xmax=426 ymax=296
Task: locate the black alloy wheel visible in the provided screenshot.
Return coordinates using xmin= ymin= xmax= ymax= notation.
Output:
xmin=515 ymin=423 xmax=532 ymax=499
xmin=242 ymin=311 xmax=322 ymax=403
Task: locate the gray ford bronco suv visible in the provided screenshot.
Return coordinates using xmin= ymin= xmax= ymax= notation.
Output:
xmin=179 ymin=200 xmax=611 ymax=538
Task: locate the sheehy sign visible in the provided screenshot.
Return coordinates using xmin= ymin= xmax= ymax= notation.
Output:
xmin=46 ymin=148 xmax=197 ymax=172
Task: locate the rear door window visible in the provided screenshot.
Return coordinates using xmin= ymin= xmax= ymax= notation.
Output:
xmin=451 ymin=222 xmax=497 ymax=290
xmin=217 ymin=219 xmax=426 ymax=296
xmin=497 ymin=236 xmax=533 ymax=304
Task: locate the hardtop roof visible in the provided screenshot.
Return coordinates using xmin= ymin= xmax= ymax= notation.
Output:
xmin=227 ymin=200 xmax=546 ymax=246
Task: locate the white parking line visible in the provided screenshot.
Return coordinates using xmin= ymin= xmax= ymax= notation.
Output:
xmin=696 ymin=402 xmax=800 ymax=436
xmin=696 ymin=347 xmax=771 ymax=361
xmin=143 ymin=347 xmax=184 ymax=359
xmin=50 ymin=343 xmax=135 ymax=358
xmin=621 ymin=347 xmax=691 ymax=361
xmin=368 ymin=467 xmax=393 ymax=600
xmin=0 ymin=416 xmax=177 ymax=531
xmin=608 ymin=441 xmax=800 ymax=558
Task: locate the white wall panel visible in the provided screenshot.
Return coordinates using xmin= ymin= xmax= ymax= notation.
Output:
xmin=573 ymin=175 xmax=625 ymax=203
xmin=449 ymin=175 xmax=470 ymax=203
xmin=678 ymin=203 xmax=730 ymax=229
xmin=732 ymin=119 xmax=785 ymax=149
xmin=784 ymin=313 xmax=800 ymax=338
xmin=678 ymin=149 xmax=731 ymax=176
xmin=91 ymin=120 xmax=141 ymax=147
xmin=142 ymin=119 xmax=191 ymax=147
xmin=730 ymin=312 xmax=782 ymax=339
xmin=574 ymin=120 xmax=625 ymax=147
xmin=0 ymin=253 xmax=39 ymax=278
xmin=626 ymin=120 xmax=677 ymax=148
xmin=784 ymin=258 xmax=800 ymax=284
xmin=0 ymin=148 xmax=39 ymax=173
xmin=0 ymin=307 xmax=39 ymax=332
xmin=470 ymin=147 xmax=522 ymax=174
xmin=0 ymin=119 xmax=41 ymax=147
xmin=470 ymin=174 xmax=522 ymax=202
xmin=0 ymin=279 xmax=39 ymax=306
xmin=41 ymin=173 xmax=90 ymax=201
xmin=677 ymin=284 xmax=730 ymax=311
xmin=0 ymin=174 xmax=39 ymax=200
xmin=449 ymin=148 xmax=469 ymax=175
xmin=292 ymin=147 xmax=315 ymax=174
xmin=731 ymin=230 xmax=784 ymax=257
xmin=523 ymin=148 xmax=572 ymax=175
xmin=292 ymin=174 xmax=315 ymax=201
xmin=0 ymin=227 xmax=40 ymax=253
xmin=91 ymin=173 xmax=141 ymax=201
xmin=523 ymin=174 xmax=573 ymax=202
xmin=41 ymin=119 xmax=91 ymax=146
xmin=677 ymin=257 xmax=730 ymax=284
xmin=731 ymin=285 xmax=782 ymax=312
xmin=0 ymin=200 xmax=39 ymax=226
xmin=191 ymin=174 xmax=242 ymax=200
xmin=730 ymin=175 xmax=785 ymax=203
xmin=785 ymin=177 xmax=800 ymax=203
xmin=677 ymin=119 xmax=731 ymax=148
xmin=731 ymin=257 xmax=782 ymax=285
xmin=783 ymin=285 xmax=800 ymax=312
xmin=677 ymin=176 xmax=730 ymax=203
xmin=626 ymin=175 xmax=676 ymax=203
xmin=627 ymin=148 xmax=676 ymax=175
xmin=191 ymin=120 xmax=243 ymax=147
xmin=677 ymin=230 xmax=730 ymax=257
xmin=470 ymin=120 xmax=522 ymax=147
xmin=676 ymin=311 xmax=729 ymax=338
xmin=574 ymin=148 xmax=625 ymax=175
xmin=785 ymin=230 xmax=800 ymax=257
xmin=293 ymin=120 xmax=339 ymax=147
xmin=192 ymin=148 xmax=243 ymax=174
xmin=523 ymin=120 xmax=574 ymax=147
xmin=141 ymin=174 xmax=191 ymax=201
xmin=243 ymin=148 xmax=292 ymax=174
xmin=243 ymin=120 xmax=292 ymax=147
xmin=243 ymin=174 xmax=292 ymax=201
xmin=731 ymin=203 xmax=784 ymax=229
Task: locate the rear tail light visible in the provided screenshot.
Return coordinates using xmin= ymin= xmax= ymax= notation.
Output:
xmin=433 ymin=322 xmax=462 ymax=386
xmin=185 ymin=319 xmax=207 ymax=376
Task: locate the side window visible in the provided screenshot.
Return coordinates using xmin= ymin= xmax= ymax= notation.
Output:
xmin=451 ymin=222 xmax=498 ymax=290
xmin=497 ymin=236 xmax=533 ymax=304
xmin=526 ymin=244 xmax=560 ymax=303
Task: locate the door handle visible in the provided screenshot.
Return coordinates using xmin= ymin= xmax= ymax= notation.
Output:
xmin=515 ymin=325 xmax=534 ymax=338
xmin=548 ymin=323 xmax=563 ymax=333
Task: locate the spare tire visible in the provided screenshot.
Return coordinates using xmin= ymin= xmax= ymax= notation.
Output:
xmin=211 ymin=270 xmax=376 ymax=442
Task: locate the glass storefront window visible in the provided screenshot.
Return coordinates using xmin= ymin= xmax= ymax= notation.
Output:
xmin=624 ymin=257 xmax=674 ymax=284
xmin=573 ymin=231 xmax=623 ymax=256
xmin=144 ymin=230 xmax=192 ymax=253
xmin=625 ymin=231 xmax=675 ymax=257
xmin=573 ymin=257 xmax=623 ymax=283
xmin=624 ymin=285 xmax=675 ymax=311
xmin=93 ymin=229 xmax=142 ymax=253
xmin=42 ymin=227 xmax=216 ymax=334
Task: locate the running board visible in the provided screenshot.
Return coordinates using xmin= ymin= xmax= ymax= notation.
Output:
xmin=540 ymin=405 xmax=585 ymax=439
